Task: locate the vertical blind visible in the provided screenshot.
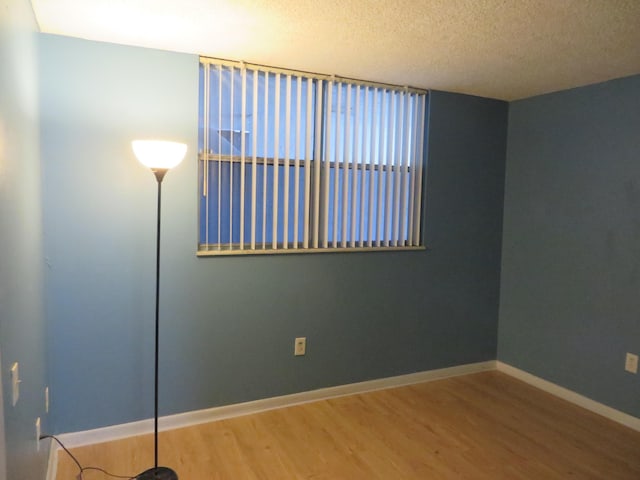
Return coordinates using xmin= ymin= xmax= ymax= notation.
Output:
xmin=198 ymin=58 xmax=427 ymax=254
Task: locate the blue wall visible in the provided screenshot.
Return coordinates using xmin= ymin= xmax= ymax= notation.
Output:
xmin=39 ymin=35 xmax=507 ymax=434
xmin=0 ymin=1 xmax=49 ymax=479
xmin=499 ymin=74 xmax=640 ymax=418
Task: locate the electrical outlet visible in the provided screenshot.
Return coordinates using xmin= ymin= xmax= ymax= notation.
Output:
xmin=294 ymin=337 xmax=306 ymax=356
xmin=36 ymin=417 xmax=41 ymax=451
xmin=625 ymin=353 xmax=638 ymax=374
xmin=10 ymin=362 xmax=20 ymax=406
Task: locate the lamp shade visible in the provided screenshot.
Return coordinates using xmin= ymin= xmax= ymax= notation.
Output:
xmin=132 ymin=140 xmax=187 ymax=170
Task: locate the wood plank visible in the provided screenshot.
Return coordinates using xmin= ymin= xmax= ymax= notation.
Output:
xmin=55 ymin=372 xmax=640 ymax=479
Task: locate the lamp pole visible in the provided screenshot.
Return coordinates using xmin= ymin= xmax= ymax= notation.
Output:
xmin=132 ymin=141 xmax=185 ymax=480
xmin=153 ymin=168 xmax=166 ymax=474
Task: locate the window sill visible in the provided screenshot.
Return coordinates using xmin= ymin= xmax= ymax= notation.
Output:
xmin=197 ymin=245 xmax=427 ymax=257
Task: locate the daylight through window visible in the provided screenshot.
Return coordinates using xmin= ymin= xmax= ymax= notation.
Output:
xmin=198 ymin=57 xmax=427 ymax=255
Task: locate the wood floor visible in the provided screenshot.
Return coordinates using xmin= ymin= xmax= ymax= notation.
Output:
xmin=55 ymin=371 xmax=640 ymax=479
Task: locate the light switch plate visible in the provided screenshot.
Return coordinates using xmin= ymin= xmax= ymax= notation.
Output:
xmin=36 ymin=417 xmax=41 ymax=451
xmin=10 ymin=363 xmax=20 ymax=406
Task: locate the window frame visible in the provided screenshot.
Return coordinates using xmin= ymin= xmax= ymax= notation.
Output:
xmin=197 ymin=57 xmax=428 ymax=256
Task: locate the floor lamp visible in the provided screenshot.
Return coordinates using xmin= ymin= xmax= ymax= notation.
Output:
xmin=132 ymin=140 xmax=187 ymax=480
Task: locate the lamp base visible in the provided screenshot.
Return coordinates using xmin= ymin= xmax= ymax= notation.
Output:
xmin=136 ymin=466 xmax=178 ymax=480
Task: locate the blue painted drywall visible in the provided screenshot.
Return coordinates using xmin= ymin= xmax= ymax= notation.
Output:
xmin=38 ymin=35 xmax=200 ymax=434
xmin=39 ymin=34 xmax=507 ymax=434
xmin=0 ymin=1 xmax=49 ymax=479
xmin=499 ymin=75 xmax=640 ymax=418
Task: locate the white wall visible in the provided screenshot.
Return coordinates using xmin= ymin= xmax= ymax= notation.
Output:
xmin=0 ymin=352 xmax=6 ymax=480
xmin=0 ymin=0 xmax=49 ymax=478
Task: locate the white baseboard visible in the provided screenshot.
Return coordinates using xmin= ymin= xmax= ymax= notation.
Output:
xmin=45 ymin=436 xmax=57 ymax=480
xmin=496 ymin=361 xmax=640 ymax=432
xmin=55 ymin=360 xmax=495 ymax=449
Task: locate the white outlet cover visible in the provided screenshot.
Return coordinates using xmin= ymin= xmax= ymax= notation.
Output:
xmin=294 ymin=337 xmax=306 ymax=356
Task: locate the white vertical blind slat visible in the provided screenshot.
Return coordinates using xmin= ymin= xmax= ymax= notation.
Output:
xmin=294 ymin=77 xmax=302 ymax=249
xmin=402 ymin=92 xmax=413 ymax=245
xmin=358 ymin=86 xmax=368 ymax=248
xmin=367 ymin=88 xmax=379 ymax=247
xmin=272 ymin=73 xmax=280 ymax=250
xmin=321 ymin=81 xmax=332 ymax=248
xmin=217 ymin=64 xmax=223 ymax=249
xmin=202 ymin=63 xmax=210 ymax=248
xmin=413 ymin=94 xmax=426 ymax=245
xmin=376 ymin=90 xmax=386 ymax=247
xmin=392 ymin=92 xmax=404 ymax=246
xmin=341 ymin=84 xmax=351 ymax=248
xmin=304 ymin=79 xmax=313 ymax=249
xmin=350 ymin=85 xmax=360 ymax=248
xmin=262 ymin=72 xmax=269 ymax=249
xmin=384 ymin=91 xmax=395 ymax=247
xmin=407 ymin=94 xmax=417 ymax=246
xmin=251 ymin=69 xmax=258 ymax=250
xmin=312 ymin=80 xmax=323 ymax=248
xmin=229 ymin=66 xmax=235 ymax=247
xmin=333 ymin=83 xmax=342 ymax=248
xmin=240 ymin=66 xmax=247 ymax=250
xmin=283 ymin=75 xmax=291 ymax=249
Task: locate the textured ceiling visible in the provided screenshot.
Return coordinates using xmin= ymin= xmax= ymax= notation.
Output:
xmin=30 ymin=0 xmax=640 ymax=100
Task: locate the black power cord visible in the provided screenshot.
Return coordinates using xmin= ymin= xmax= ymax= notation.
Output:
xmin=40 ymin=434 xmax=138 ymax=479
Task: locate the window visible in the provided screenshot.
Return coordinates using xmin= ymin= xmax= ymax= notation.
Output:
xmin=198 ymin=57 xmax=427 ymax=255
